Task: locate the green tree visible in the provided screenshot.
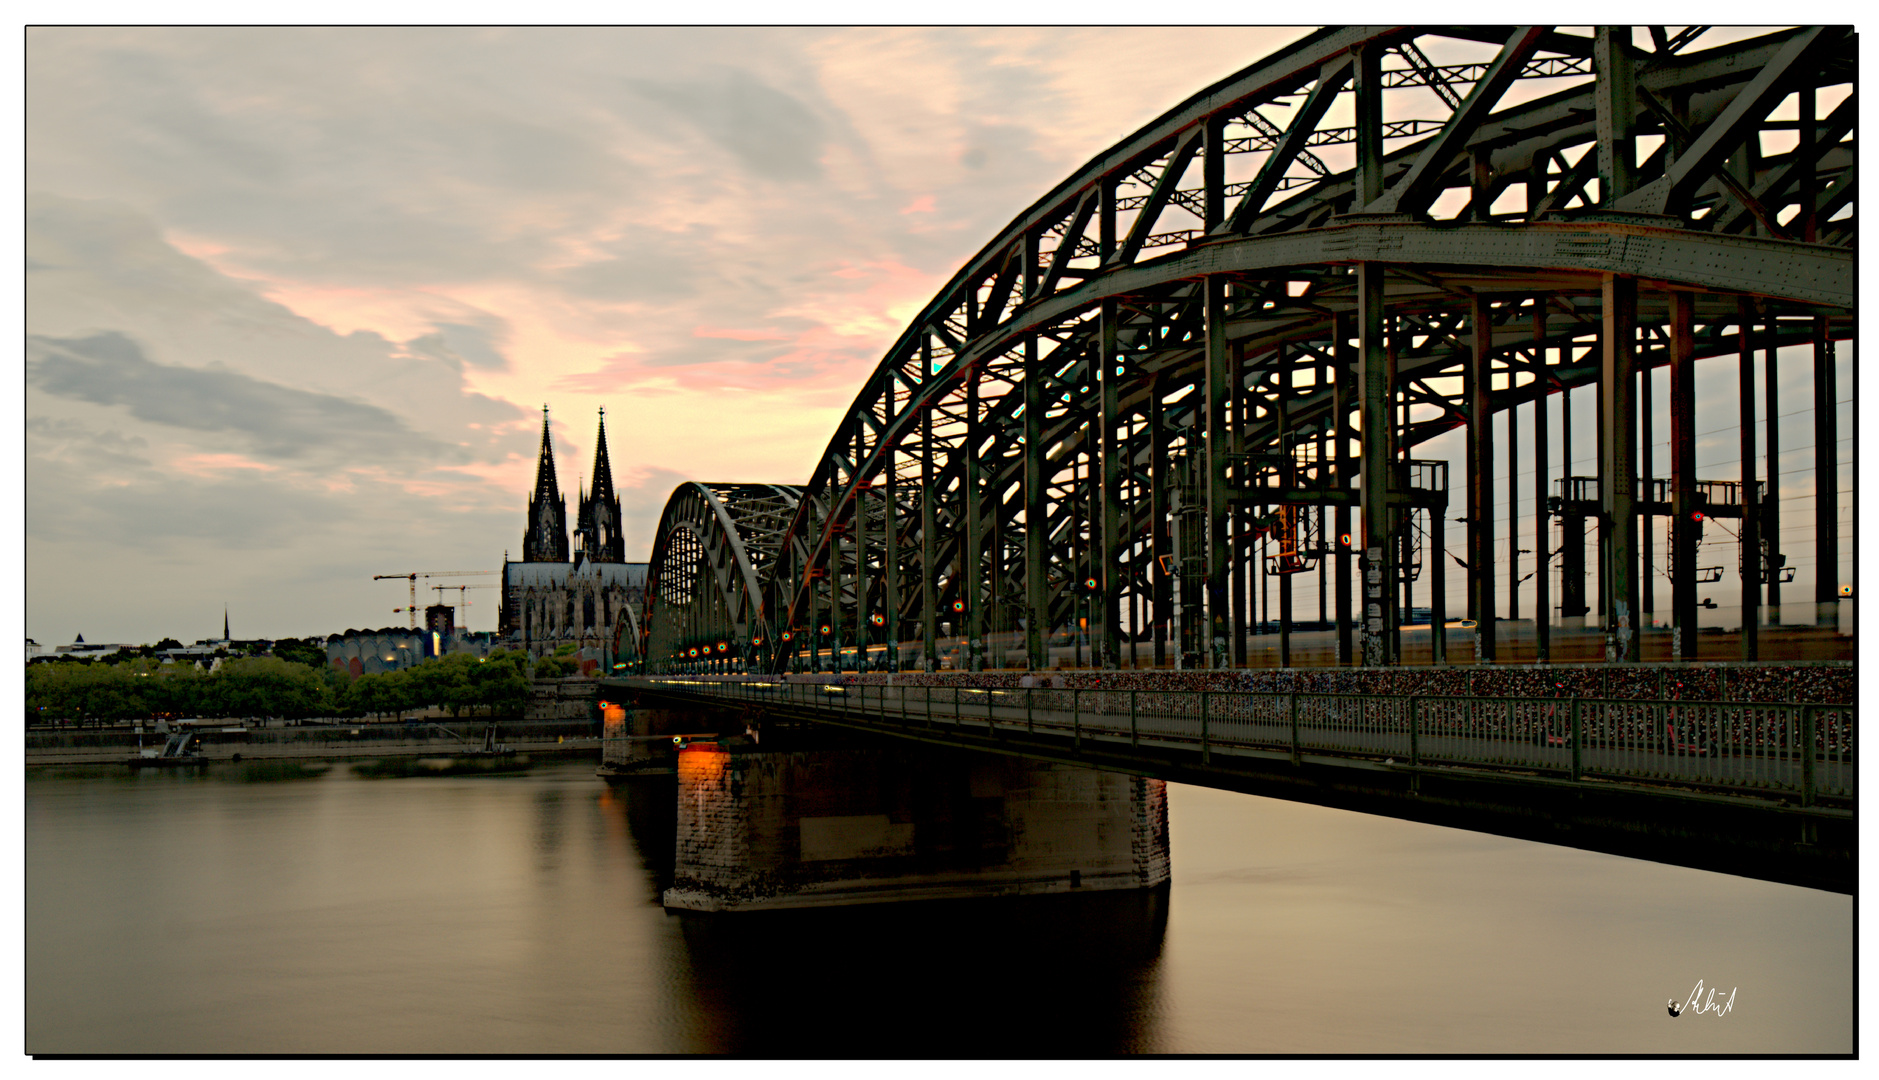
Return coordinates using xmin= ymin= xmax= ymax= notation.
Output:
xmin=271 ymin=637 xmax=329 ymax=669
xmin=470 ymin=649 xmax=532 ymax=716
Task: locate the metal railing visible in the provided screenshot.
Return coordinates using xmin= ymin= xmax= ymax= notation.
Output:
xmin=632 ymin=678 xmax=1855 ymax=807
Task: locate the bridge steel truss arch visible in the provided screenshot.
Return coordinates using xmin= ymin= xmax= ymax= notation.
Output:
xmin=648 ymin=26 xmax=1856 ymax=676
xmin=641 ymin=483 xmax=806 ymax=673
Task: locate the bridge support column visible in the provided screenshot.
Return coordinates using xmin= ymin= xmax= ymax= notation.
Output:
xmin=1738 ymin=299 xmax=1760 ymax=660
xmin=1204 ymin=276 xmax=1232 ymax=667
xmin=1099 ymin=299 xmax=1123 ymax=669
xmin=1024 ymin=336 xmax=1049 ymax=672
xmin=1150 ymin=375 xmax=1170 ymax=668
xmin=1534 ymin=299 xmax=1551 ymax=663
xmin=1600 ymin=274 xmax=1640 ymax=662
xmin=965 ymin=378 xmax=984 ymax=671
xmin=1335 ymin=313 xmax=1354 ymax=667
xmin=1470 ymin=293 xmax=1497 ymax=662
xmin=665 ymin=741 xmax=1171 ymax=912
xmin=1358 ymin=262 xmax=1393 ymax=666
xmin=886 ymin=442 xmax=900 ymax=672
xmin=922 ymin=405 xmax=939 ymax=672
xmin=1812 ymin=316 xmax=1839 ymax=622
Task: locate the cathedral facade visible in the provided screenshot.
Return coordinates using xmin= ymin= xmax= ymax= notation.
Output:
xmin=500 ymin=408 xmax=646 ymax=664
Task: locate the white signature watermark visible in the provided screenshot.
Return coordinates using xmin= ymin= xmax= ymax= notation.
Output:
xmin=1667 ymin=980 xmax=1737 ymax=1018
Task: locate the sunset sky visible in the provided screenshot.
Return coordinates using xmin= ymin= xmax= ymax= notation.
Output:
xmin=23 ymin=24 xmax=1852 ymax=648
xmin=25 ymin=25 xmax=1312 ymax=644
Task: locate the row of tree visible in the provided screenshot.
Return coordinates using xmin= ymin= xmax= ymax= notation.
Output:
xmin=26 ymin=649 xmax=556 ymax=725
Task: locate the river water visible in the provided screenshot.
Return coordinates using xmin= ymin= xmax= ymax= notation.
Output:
xmin=25 ymin=757 xmax=1850 ymax=1054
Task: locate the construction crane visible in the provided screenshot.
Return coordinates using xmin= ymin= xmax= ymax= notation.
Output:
xmin=431 ymin=583 xmax=498 ymax=630
xmin=374 ymin=571 xmax=496 ymax=628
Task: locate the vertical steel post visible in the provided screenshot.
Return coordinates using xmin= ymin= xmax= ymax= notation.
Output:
xmin=885 ymin=428 xmax=900 ymax=672
xmin=1813 ymin=317 xmax=1839 ymax=613
xmin=1471 ymin=294 xmax=1497 ymax=662
xmin=1432 ymin=495 xmax=1447 ymax=664
xmin=921 ymin=401 xmax=939 ymax=671
xmin=1289 ymin=691 xmax=1300 ymax=763
xmin=1277 ymin=350 xmax=1292 ymax=667
xmin=1640 ymin=342 xmax=1653 ymax=628
xmin=1676 ymin=293 xmax=1706 ymax=661
xmin=1232 ymin=348 xmax=1249 ymax=668
xmin=808 ymin=505 xmax=822 ymax=673
xmin=1358 ymin=264 xmax=1391 ymax=666
xmin=1764 ymin=324 xmax=1781 ymax=622
xmin=1600 ymin=275 xmax=1640 ymax=662
xmin=854 ymin=429 xmax=869 ymax=670
xmin=1801 ymin=706 xmax=1817 ymax=808
xmin=1205 ymin=276 xmax=1232 ymax=667
xmin=1150 ymin=374 xmax=1169 ymax=667
xmin=1335 ymin=314 xmax=1355 ymax=666
xmin=1201 ymin=691 xmax=1211 ymax=764
xmin=1024 ymin=335 xmax=1049 ymax=671
xmin=1353 ymin=40 xmax=1384 ymax=207
xmin=1569 ymin=696 xmax=1582 ymax=781
xmin=1738 ymin=300 xmax=1760 ymax=660
xmin=964 ymin=377 xmax=983 ymax=671
xmin=1594 ymin=27 xmax=1637 ymax=206
xmin=1535 ymin=300 xmax=1552 ymax=662
xmin=1100 ymin=299 xmax=1122 ymax=669
xmin=832 ymin=458 xmax=847 ymax=672
xmin=1509 ymin=384 xmax=1520 ymax=625
xmin=1352 ymin=37 xmax=1383 ymax=667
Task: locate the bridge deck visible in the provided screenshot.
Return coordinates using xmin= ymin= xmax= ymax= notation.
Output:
xmin=620 ymin=676 xmax=1853 ymax=893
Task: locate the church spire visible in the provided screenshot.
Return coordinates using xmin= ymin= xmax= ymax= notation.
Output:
xmin=590 ymin=406 xmax=617 ymax=504
xmin=223 ymin=606 xmax=230 ymax=642
xmin=522 ymin=405 xmax=569 ymax=562
xmin=575 ymin=406 xmax=625 ymax=563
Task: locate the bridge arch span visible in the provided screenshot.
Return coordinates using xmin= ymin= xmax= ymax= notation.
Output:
xmin=640 ymin=483 xmax=806 ymax=672
xmin=642 ymin=26 xmax=1854 ymax=674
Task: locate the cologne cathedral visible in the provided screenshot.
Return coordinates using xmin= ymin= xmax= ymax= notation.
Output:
xmin=499 ymin=407 xmax=646 ymax=662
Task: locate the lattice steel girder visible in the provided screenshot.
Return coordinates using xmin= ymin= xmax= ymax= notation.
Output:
xmin=631 ymin=28 xmax=1856 ymax=674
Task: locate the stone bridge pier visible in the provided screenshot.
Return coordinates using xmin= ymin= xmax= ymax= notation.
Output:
xmin=662 ymin=733 xmax=1170 ymax=913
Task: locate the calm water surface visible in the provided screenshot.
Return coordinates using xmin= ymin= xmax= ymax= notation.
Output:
xmin=25 ymin=758 xmax=1850 ymax=1054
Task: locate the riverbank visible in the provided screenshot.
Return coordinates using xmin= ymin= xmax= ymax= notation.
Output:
xmin=24 ymin=719 xmax=601 ymax=768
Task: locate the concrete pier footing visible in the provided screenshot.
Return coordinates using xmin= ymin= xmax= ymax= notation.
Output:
xmin=664 ymin=741 xmax=1170 ymax=912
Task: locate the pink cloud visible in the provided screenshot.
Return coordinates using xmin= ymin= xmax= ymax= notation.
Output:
xmin=693 ymin=325 xmax=791 ymax=342
xmin=900 ymin=194 xmax=937 ymax=215
xmin=171 ymin=453 xmax=280 ymax=477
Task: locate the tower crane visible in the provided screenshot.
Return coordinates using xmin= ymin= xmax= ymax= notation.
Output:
xmin=374 ymin=571 xmax=496 ymax=628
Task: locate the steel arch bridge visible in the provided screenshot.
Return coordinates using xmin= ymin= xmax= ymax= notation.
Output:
xmin=641 ymin=25 xmax=1855 ymax=676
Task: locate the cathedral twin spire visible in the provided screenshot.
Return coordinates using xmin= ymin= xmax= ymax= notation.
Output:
xmin=520 ymin=406 xmax=623 ymax=564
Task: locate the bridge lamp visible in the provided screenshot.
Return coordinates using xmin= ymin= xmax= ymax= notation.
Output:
xmin=780 ymin=631 xmax=792 ymax=641
xmin=717 ymin=642 xmax=728 ymax=652
xmin=870 ymin=613 xmax=885 ymax=626
xmin=952 ymin=600 xmax=966 ymax=613
xmin=1691 ymin=511 xmax=1706 ymax=522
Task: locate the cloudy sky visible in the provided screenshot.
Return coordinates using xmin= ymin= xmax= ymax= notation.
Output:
xmin=25 ymin=25 xmax=1319 ymax=645
xmin=23 ymin=24 xmax=1853 ymax=648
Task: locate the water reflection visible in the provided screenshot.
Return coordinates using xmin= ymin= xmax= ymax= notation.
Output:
xmin=668 ymin=884 xmax=1168 ymax=1055
xmin=25 ymin=758 xmax=1849 ymax=1054
xmin=600 ymin=773 xmax=1170 ymax=1055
